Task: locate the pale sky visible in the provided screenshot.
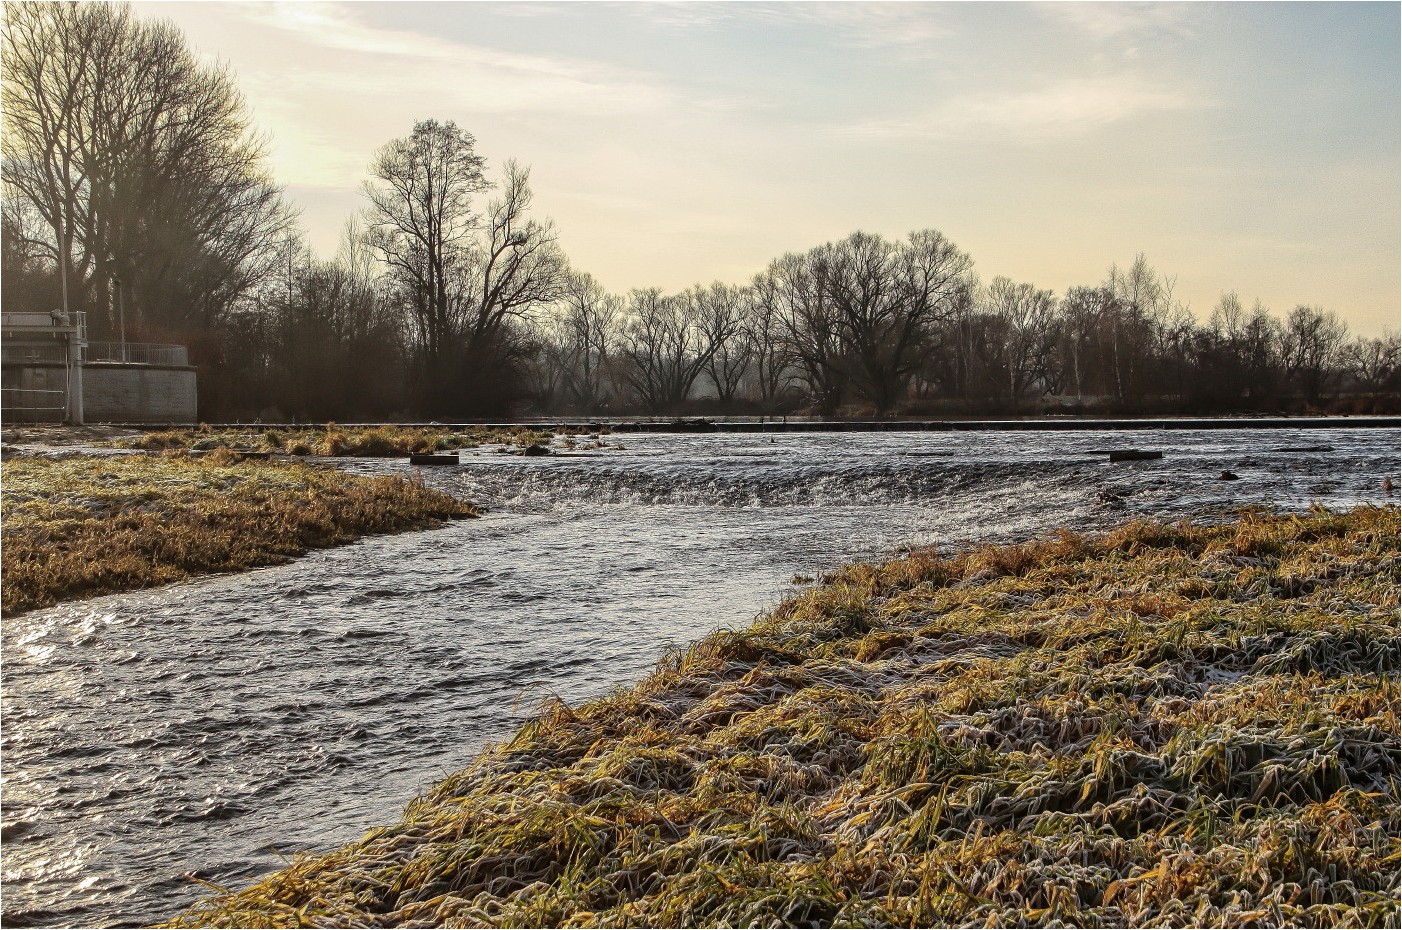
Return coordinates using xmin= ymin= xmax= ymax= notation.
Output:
xmin=133 ymin=1 xmax=1400 ymax=335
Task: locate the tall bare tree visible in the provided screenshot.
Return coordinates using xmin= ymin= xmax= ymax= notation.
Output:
xmin=744 ymin=273 xmax=798 ymax=412
xmin=766 ymin=252 xmax=847 ymax=416
xmin=0 ymin=198 xmax=61 ymax=310
xmin=821 ymin=230 xmax=972 ymax=415
xmin=1345 ymin=332 xmax=1400 ymax=395
xmin=460 ymin=161 xmax=565 ymax=365
xmin=617 ymin=288 xmax=718 ymax=413
xmin=1198 ymin=292 xmax=1285 ymax=406
xmin=1051 ymin=286 xmax=1121 ymax=400
xmin=542 ymin=270 xmax=620 ymax=411
xmin=1280 ymin=305 xmax=1349 ymax=405
xmin=2 ymin=1 xmax=290 ymax=335
xmin=363 ymin=119 xmax=487 ymax=394
xmin=1100 ymin=258 xmax=1150 ymax=404
xmin=689 ymin=282 xmax=750 ymax=407
xmin=982 ymin=276 xmax=1057 ymax=406
xmin=262 ymin=249 xmax=404 ymax=419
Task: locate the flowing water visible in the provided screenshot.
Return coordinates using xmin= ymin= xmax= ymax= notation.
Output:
xmin=3 ymin=428 xmax=1398 ymax=927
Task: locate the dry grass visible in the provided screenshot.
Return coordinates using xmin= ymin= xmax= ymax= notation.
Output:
xmin=169 ymin=506 xmax=1400 ymax=928
xmin=1 ymin=452 xmax=477 ymax=616
xmin=121 ymin=424 xmax=604 ymax=457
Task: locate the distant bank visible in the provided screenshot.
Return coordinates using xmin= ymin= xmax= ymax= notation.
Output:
xmin=117 ymin=415 xmax=1400 ymax=434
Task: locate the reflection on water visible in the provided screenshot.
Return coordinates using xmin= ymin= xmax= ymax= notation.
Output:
xmin=3 ymin=428 xmax=1397 ymax=927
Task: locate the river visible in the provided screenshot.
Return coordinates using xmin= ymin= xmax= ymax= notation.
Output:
xmin=2 ymin=427 xmax=1397 ymax=927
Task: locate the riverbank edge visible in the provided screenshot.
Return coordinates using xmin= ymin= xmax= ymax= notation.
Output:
xmin=0 ymin=452 xmax=478 ymax=616
xmin=168 ymin=505 xmax=1399 ymax=929
xmin=61 ymin=415 xmax=1402 ymax=434
xmin=114 ymin=424 xmax=606 ymax=456
xmin=0 ymin=424 xmax=612 ymax=455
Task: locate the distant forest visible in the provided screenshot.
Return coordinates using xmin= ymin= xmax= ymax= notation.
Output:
xmin=4 ymin=3 xmax=1398 ymax=421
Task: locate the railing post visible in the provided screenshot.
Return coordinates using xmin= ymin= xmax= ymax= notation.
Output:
xmin=117 ymin=278 xmax=128 ymax=363
xmin=67 ymin=313 xmax=85 ymax=425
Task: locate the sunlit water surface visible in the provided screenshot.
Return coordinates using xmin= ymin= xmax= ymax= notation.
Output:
xmin=3 ymin=429 xmax=1397 ymax=927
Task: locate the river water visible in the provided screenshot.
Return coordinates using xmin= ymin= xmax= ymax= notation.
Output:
xmin=3 ymin=428 xmax=1397 ymax=927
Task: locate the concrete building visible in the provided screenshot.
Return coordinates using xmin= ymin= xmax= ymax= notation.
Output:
xmin=2 ymin=311 xmax=197 ymax=423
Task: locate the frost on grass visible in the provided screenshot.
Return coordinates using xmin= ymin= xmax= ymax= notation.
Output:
xmin=120 ymin=424 xmax=602 ymax=456
xmin=1 ymin=453 xmax=477 ymax=615
xmin=170 ymin=507 xmax=1399 ymax=928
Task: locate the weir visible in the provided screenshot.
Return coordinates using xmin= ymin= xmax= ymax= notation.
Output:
xmin=164 ymin=415 xmax=1400 ymax=433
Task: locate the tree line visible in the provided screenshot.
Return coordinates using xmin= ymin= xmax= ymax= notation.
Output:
xmin=3 ymin=3 xmax=1397 ymax=421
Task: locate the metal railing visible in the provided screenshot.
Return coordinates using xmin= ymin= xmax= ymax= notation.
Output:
xmin=0 ymin=341 xmax=189 ymax=366
xmin=1 ymin=310 xmax=86 ymax=332
xmin=1 ymin=387 xmax=68 ymax=422
xmin=1 ymin=344 xmax=70 ymax=364
xmin=84 ymin=342 xmax=189 ymax=366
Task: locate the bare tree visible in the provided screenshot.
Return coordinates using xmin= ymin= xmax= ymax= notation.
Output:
xmin=822 ymin=230 xmax=972 ymax=415
xmin=526 ymin=318 xmax=568 ymax=411
xmin=1280 ymin=305 xmax=1349 ymax=405
xmin=2 ymin=1 xmax=291 ymax=334
xmin=1108 ymin=254 xmax=1170 ymax=321
xmin=461 ymin=161 xmax=565 ymax=357
xmin=689 ymin=282 xmax=749 ymax=408
xmin=3 ymin=0 xmax=112 ymax=314
xmin=364 ymin=138 xmax=563 ymax=413
xmin=745 ymin=272 xmax=799 ymax=411
xmin=0 ymin=197 xmax=61 ymax=310
xmin=920 ymin=275 xmax=980 ymax=401
xmin=363 ymin=119 xmax=487 ymax=393
xmin=1345 ymin=332 xmax=1400 ymax=394
xmin=263 ymin=250 xmax=404 ymax=419
xmin=1199 ymin=292 xmax=1285 ymax=406
xmin=1085 ymin=261 xmax=1159 ymax=405
xmin=1052 ymin=286 xmax=1122 ymax=400
xmin=813 ymin=232 xmax=898 ymax=412
xmin=547 ymin=270 xmax=621 ymax=411
xmin=767 ymin=252 xmax=846 ymax=416
xmin=982 ymin=276 xmax=1057 ymax=406
xmin=617 ymin=288 xmax=717 ymax=413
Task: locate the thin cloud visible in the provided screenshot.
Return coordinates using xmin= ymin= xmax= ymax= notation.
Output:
xmin=843 ymin=76 xmax=1208 ymax=142
xmin=797 ymin=3 xmax=953 ymax=50
xmin=219 ymin=2 xmax=675 ymax=108
xmin=203 ymin=2 xmax=679 ymax=190
xmin=627 ymin=2 xmax=952 ymax=51
xmin=1042 ymin=3 xmax=1200 ymax=42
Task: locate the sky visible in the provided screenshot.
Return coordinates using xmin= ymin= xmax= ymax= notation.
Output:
xmin=132 ymin=1 xmax=1400 ymax=335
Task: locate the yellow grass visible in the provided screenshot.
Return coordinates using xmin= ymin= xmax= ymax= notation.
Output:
xmin=1 ymin=452 xmax=477 ymax=615
xmin=121 ymin=424 xmax=604 ymax=456
xmin=167 ymin=506 xmax=1400 ymax=928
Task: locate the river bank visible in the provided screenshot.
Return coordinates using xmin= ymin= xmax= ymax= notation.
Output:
xmin=169 ymin=505 xmax=1399 ymax=929
xmin=92 ymin=414 xmax=1401 ymax=434
xmin=0 ymin=452 xmax=476 ymax=615
xmin=0 ymin=424 xmax=612 ymax=457
xmin=115 ymin=424 xmax=608 ymax=456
